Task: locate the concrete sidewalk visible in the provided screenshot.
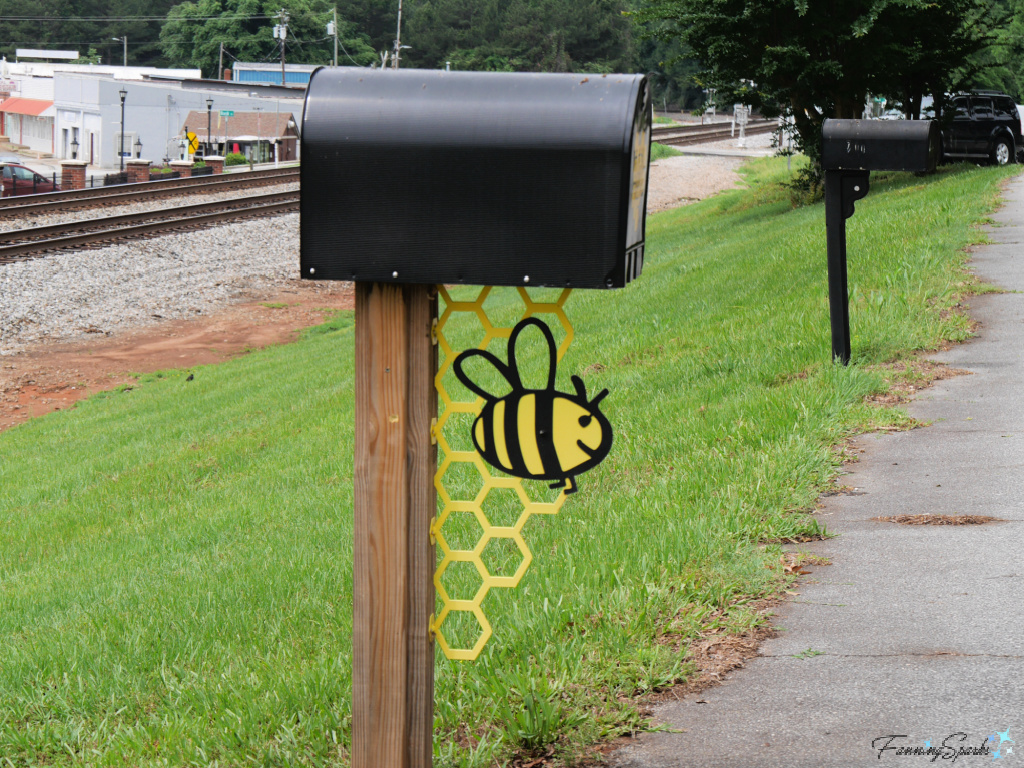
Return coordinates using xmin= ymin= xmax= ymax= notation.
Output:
xmin=612 ymin=174 xmax=1024 ymax=767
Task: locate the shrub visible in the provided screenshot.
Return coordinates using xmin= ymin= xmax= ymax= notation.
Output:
xmin=224 ymin=152 xmax=247 ymax=166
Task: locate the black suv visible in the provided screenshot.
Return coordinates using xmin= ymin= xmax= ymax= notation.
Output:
xmin=941 ymin=91 xmax=1021 ymax=165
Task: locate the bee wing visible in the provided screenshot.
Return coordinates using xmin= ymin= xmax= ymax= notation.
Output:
xmin=452 ymin=348 xmax=515 ymax=400
xmin=508 ymin=317 xmax=557 ymax=391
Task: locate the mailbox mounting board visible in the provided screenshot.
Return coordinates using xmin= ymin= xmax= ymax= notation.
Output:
xmin=300 ymin=68 xmax=652 ymax=289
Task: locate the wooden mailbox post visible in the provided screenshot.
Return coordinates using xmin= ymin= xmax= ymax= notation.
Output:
xmin=300 ymin=67 xmax=652 ymax=766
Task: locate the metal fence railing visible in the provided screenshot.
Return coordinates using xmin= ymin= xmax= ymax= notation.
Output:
xmin=1 ymin=171 xmax=61 ymax=197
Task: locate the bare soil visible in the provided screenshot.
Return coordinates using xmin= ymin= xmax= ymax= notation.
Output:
xmin=0 ymin=280 xmax=353 ymax=434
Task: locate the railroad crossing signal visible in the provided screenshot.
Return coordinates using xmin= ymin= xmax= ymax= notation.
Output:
xmin=186 ymin=132 xmax=199 ymax=153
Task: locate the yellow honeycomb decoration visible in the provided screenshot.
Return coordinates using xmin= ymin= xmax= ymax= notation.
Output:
xmin=430 ymin=286 xmax=573 ymax=660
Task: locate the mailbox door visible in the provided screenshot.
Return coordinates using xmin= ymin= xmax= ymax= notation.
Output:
xmin=948 ymin=97 xmax=970 ymax=154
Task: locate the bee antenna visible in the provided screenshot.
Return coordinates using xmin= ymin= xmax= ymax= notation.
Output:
xmin=590 ymin=388 xmax=609 ymax=408
xmin=571 ymin=375 xmax=587 ymax=400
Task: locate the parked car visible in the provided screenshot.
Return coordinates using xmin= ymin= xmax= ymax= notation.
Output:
xmin=0 ymin=162 xmax=61 ymax=197
xmin=941 ymin=91 xmax=1021 ymax=165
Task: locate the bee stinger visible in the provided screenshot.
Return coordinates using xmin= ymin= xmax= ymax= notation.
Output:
xmin=452 ymin=317 xmax=613 ymax=495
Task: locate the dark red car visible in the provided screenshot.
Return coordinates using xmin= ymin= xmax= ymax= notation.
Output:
xmin=0 ymin=163 xmax=61 ymax=197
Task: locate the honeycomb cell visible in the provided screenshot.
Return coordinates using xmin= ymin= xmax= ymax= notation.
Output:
xmin=436 ymin=507 xmax=487 ymax=553
xmin=436 ymin=557 xmax=487 ymax=605
xmin=478 ymin=484 xmax=530 ymax=530
xmin=436 ymin=455 xmax=489 ymax=506
xmin=433 ymin=606 xmax=491 ymax=661
xmin=478 ymin=533 xmax=531 ymax=586
xmin=437 ymin=409 xmax=479 ymax=454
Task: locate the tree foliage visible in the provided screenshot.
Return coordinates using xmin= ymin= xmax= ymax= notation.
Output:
xmin=403 ymin=0 xmax=633 ymax=72
xmin=0 ymin=0 xmax=178 ymax=67
xmin=160 ymin=0 xmax=379 ymax=75
xmin=636 ymin=0 xmax=1003 ymax=171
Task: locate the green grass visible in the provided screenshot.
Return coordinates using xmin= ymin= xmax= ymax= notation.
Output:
xmin=650 ymin=141 xmax=683 ymax=162
xmin=0 ymin=159 xmax=1016 ymax=767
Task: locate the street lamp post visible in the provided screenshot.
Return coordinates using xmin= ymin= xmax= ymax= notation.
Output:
xmin=118 ymin=87 xmax=127 ymax=172
xmin=206 ymin=97 xmax=214 ymax=156
xmin=111 ymin=36 xmax=127 ymax=67
xmin=255 ymin=106 xmax=262 ymax=163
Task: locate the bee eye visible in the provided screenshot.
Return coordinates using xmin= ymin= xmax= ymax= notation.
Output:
xmin=578 ymin=415 xmax=592 ymax=428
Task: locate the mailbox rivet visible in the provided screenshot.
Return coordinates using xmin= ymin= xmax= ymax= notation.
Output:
xmin=523 ymin=275 xmax=530 ymax=284
xmin=392 ymin=271 xmax=399 ymax=278
xmin=309 ymin=267 xmax=315 ymax=275
xmin=854 ymin=185 xmax=861 ymax=192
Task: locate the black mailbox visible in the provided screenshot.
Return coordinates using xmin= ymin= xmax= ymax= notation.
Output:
xmin=822 ymin=119 xmax=940 ymax=173
xmin=820 ymin=118 xmax=941 ymax=365
xmin=300 ymin=68 xmax=652 ymax=289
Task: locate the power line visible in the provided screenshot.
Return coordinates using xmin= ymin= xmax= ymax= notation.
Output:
xmin=0 ymin=15 xmax=278 ymax=21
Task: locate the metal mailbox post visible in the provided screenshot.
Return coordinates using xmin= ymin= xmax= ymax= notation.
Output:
xmin=300 ymin=68 xmax=651 ymax=767
xmin=821 ymin=118 xmax=940 ymax=363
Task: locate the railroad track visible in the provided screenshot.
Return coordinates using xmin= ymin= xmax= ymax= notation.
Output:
xmin=0 ymin=190 xmax=299 ymax=264
xmin=652 ymin=119 xmax=777 ymax=147
xmin=0 ymin=166 xmax=300 ymax=217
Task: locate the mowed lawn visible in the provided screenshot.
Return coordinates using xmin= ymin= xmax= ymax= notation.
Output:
xmin=0 ymin=159 xmax=1016 ymax=767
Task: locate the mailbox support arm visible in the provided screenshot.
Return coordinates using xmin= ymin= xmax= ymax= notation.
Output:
xmin=824 ymin=169 xmax=870 ymax=365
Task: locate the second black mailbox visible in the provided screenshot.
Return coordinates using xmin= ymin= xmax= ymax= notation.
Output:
xmin=300 ymin=68 xmax=652 ymax=289
xmin=820 ymin=118 xmax=940 ymax=365
xmin=823 ymin=119 xmax=940 ymax=172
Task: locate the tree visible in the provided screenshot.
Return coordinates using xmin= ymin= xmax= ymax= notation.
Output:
xmin=403 ymin=0 xmax=633 ymax=73
xmin=0 ymin=0 xmax=179 ymax=67
xmin=160 ymin=0 xmax=379 ymax=76
xmin=635 ymin=0 xmax=1000 ymax=175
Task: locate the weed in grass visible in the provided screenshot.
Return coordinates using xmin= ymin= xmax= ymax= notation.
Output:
xmin=792 ymin=648 xmax=825 ymax=659
xmin=650 ymin=142 xmax=683 ymax=162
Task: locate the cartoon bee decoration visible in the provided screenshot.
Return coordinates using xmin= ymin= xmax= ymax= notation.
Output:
xmin=452 ymin=317 xmax=613 ymax=495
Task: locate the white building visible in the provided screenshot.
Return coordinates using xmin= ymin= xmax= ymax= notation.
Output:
xmin=0 ymin=56 xmax=202 ymax=161
xmin=54 ymin=75 xmax=305 ymax=167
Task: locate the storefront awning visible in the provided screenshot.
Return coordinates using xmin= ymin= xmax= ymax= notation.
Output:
xmin=0 ymin=97 xmax=55 ymax=117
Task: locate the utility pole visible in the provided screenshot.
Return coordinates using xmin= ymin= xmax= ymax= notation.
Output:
xmin=111 ymin=36 xmax=127 ymax=67
xmin=332 ymin=7 xmax=338 ymax=67
xmin=218 ymin=42 xmax=224 ymax=80
xmin=273 ymin=10 xmax=289 ymax=86
xmin=393 ymin=0 xmax=403 ymax=69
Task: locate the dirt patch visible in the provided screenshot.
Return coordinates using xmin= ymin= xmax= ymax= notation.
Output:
xmin=865 ymin=359 xmax=971 ymax=406
xmin=0 ymin=279 xmax=353 ymax=434
xmin=872 ymin=514 xmax=1002 ymax=525
xmin=646 ymin=154 xmax=747 ymax=213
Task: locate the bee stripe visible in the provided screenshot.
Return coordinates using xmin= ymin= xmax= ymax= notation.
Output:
xmin=503 ymin=395 xmax=524 ymax=474
xmin=534 ymin=393 xmax=560 ymax=477
xmin=517 ymin=394 xmax=545 ymax=476
xmin=493 ymin=400 xmax=512 ymax=471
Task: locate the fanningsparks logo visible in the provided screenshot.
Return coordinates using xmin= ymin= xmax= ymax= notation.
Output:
xmin=874 ymin=730 xmax=1015 ymax=762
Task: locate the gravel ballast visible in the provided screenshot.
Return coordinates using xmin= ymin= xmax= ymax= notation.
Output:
xmin=0 ymin=182 xmax=299 ymax=233
xmin=0 ymin=213 xmax=300 ymax=356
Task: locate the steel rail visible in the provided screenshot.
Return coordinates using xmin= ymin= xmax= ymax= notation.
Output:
xmin=0 ymin=191 xmax=299 ymax=247
xmin=0 ymin=166 xmax=300 ymax=216
xmin=0 ymin=193 xmax=299 ymax=263
xmin=653 ymin=120 xmax=777 ymax=147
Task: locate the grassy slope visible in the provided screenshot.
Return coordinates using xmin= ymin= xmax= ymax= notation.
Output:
xmin=0 ymin=159 xmax=1016 ymax=767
